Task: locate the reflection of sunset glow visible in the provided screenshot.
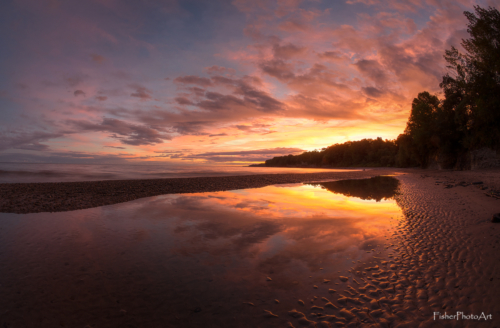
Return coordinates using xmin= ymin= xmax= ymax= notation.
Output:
xmin=207 ymin=184 xmax=401 ymax=221
xmin=0 ymin=182 xmax=405 ymax=327
xmin=154 ymin=182 xmax=404 ymax=271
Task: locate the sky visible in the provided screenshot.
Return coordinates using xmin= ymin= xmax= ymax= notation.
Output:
xmin=1 ymin=0 xmax=498 ymax=165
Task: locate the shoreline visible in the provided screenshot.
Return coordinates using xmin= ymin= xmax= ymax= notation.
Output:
xmin=1 ymin=168 xmax=500 ymax=325
xmin=0 ymin=168 xmax=396 ymax=214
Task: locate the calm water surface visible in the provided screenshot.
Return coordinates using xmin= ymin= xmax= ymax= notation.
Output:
xmin=0 ymin=162 xmax=357 ymax=183
xmin=0 ymin=177 xmax=403 ymax=328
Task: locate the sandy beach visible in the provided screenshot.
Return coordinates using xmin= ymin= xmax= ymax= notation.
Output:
xmin=1 ymin=168 xmax=499 ymax=327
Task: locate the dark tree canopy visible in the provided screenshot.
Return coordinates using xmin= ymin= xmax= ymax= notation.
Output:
xmin=441 ymin=6 xmax=500 ymax=150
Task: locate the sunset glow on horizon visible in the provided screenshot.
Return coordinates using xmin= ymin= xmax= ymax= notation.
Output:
xmin=1 ymin=0 xmax=495 ymax=165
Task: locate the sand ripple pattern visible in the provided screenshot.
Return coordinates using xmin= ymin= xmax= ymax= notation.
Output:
xmin=262 ymin=173 xmax=500 ymax=328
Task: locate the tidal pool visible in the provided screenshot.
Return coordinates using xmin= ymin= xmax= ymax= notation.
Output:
xmin=0 ymin=177 xmax=404 ymax=328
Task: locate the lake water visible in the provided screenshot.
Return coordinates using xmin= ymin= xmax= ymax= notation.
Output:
xmin=0 ymin=162 xmax=356 ymax=183
xmin=0 ymin=177 xmax=403 ymax=328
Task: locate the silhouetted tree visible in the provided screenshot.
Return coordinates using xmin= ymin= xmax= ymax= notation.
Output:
xmin=441 ymin=6 xmax=500 ymax=150
xmin=403 ymin=92 xmax=440 ymax=168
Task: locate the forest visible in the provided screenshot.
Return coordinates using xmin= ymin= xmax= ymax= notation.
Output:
xmin=264 ymin=6 xmax=500 ymax=169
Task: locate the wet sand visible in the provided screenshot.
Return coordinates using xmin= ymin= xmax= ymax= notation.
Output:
xmin=389 ymin=169 xmax=500 ymax=327
xmin=1 ymin=168 xmax=500 ymax=327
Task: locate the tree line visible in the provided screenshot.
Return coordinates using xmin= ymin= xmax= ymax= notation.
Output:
xmin=265 ymin=6 xmax=500 ymax=169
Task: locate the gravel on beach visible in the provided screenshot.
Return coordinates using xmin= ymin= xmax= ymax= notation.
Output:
xmin=0 ymin=169 xmax=395 ymax=214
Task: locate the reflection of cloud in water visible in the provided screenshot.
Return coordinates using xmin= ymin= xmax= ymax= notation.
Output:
xmin=0 ymin=180 xmax=404 ymax=327
xmin=142 ymin=183 xmax=401 ymax=275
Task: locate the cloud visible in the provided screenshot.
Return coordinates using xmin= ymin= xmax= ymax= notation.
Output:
xmin=272 ymin=42 xmax=307 ymax=59
xmin=173 ymin=75 xmax=285 ymax=114
xmin=64 ymin=74 xmax=86 ymax=87
xmin=104 ymin=145 xmax=126 ymax=149
xmin=259 ymin=59 xmax=296 ymax=81
xmin=278 ymin=19 xmax=308 ymax=31
xmin=175 ymin=96 xmax=194 ymax=105
xmin=168 ymin=147 xmax=305 ymax=162
xmin=71 ymin=118 xmax=171 ymax=145
xmin=0 ymin=151 xmax=131 ymax=165
xmin=174 ymin=75 xmax=213 ymax=86
xmin=205 ymin=65 xmax=236 ymax=75
xmin=354 ymin=59 xmax=388 ymax=85
xmin=74 ymin=90 xmax=86 ymax=97
xmin=362 ymin=86 xmax=385 ymax=98
xmin=130 ymin=86 xmax=152 ymax=100
xmin=317 ymin=51 xmax=345 ymax=61
xmin=346 ymin=0 xmax=379 ymax=5
xmin=197 ymin=87 xmax=285 ymax=113
xmin=0 ymin=130 xmax=62 ymax=151
xmin=171 ymin=121 xmax=212 ymax=135
xmin=90 ymin=54 xmax=105 ymax=63
xmin=234 ymin=123 xmax=272 ymax=133
xmin=0 ymin=0 xmax=483 ymax=164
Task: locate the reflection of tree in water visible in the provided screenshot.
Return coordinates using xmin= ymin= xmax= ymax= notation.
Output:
xmin=309 ymin=176 xmax=399 ymax=202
